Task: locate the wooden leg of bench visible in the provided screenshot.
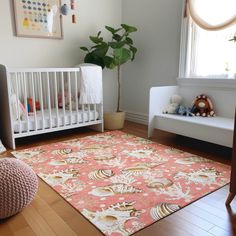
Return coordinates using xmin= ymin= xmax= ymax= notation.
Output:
xmin=225 ymin=192 xmax=236 ymax=205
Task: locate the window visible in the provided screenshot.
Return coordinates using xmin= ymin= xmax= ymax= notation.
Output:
xmin=182 ymin=0 xmax=236 ymax=79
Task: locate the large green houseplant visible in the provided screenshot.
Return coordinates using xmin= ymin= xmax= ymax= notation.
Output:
xmin=80 ymin=24 xmax=137 ymax=129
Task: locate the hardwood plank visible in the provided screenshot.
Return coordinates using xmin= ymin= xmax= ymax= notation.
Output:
xmin=32 ymin=196 xmax=77 ymax=236
xmin=193 ymin=200 xmax=231 ymax=220
xmin=185 ymin=204 xmax=232 ymax=232
xmin=165 ymin=213 xmax=215 ymax=236
xmin=13 ymin=227 xmax=36 ymax=236
xmin=21 ymin=204 xmax=56 ymax=236
xmin=135 ymin=219 xmax=193 ymax=236
xmin=0 ymin=222 xmax=14 ymax=236
xmin=171 ymin=208 xmax=214 ymax=231
xmin=50 ymin=198 xmax=103 ymax=236
xmin=209 ymin=226 xmax=233 ymax=236
xmin=7 ymin=213 xmax=29 ymax=233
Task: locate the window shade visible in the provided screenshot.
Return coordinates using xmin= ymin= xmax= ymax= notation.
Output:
xmin=186 ymin=0 xmax=236 ymax=31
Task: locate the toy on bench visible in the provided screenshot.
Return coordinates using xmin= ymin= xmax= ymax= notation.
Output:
xmin=162 ymin=94 xmax=194 ymax=116
xmin=163 ymin=94 xmax=216 ymax=117
xmin=191 ymin=94 xmax=215 ymax=117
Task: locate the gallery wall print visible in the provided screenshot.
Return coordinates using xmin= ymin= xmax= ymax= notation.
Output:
xmin=13 ymin=0 xmax=63 ymax=39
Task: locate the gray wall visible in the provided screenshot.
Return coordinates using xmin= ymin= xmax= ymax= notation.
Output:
xmin=122 ymin=0 xmax=183 ymax=122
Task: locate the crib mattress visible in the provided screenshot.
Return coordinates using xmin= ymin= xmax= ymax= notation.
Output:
xmin=13 ymin=109 xmax=100 ymax=133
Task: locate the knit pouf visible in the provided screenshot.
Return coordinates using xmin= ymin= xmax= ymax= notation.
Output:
xmin=0 ymin=158 xmax=38 ymax=219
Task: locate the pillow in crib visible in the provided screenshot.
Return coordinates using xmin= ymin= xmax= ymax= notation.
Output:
xmin=11 ymin=94 xmax=27 ymax=121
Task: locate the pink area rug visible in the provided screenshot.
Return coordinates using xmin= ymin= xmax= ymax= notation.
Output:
xmin=12 ymin=131 xmax=230 ymax=236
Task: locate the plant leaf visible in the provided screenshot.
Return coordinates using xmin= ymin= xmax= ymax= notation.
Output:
xmin=108 ymin=41 xmax=127 ymax=49
xmin=80 ymin=46 xmax=89 ymax=52
xmin=92 ymin=44 xmax=109 ymax=57
xmin=121 ymin=24 xmax=137 ymax=33
xmin=113 ymin=34 xmax=122 ymax=42
xmin=126 ymin=37 xmax=133 ymax=45
xmin=89 ymin=36 xmax=103 ymax=44
xmin=84 ymin=53 xmax=105 ymax=69
xmin=129 ymin=46 xmax=137 ymax=60
xmin=105 ymin=26 xmax=122 ymax=34
xmin=113 ymin=48 xmax=132 ymax=65
xmin=104 ymin=56 xmax=116 ymax=69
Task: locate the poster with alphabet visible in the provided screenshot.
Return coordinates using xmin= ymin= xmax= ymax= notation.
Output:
xmin=13 ymin=0 xmax=63 ymax=39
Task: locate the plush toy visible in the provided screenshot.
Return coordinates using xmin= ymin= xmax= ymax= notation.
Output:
xmin=191 ymin=94 xmax=215 ymax=117
xmin=27 ymin=98 xmax=40 ymax=112
xmin=163 ymin=94 xmax=182 ymax=114
xmin=176 ymin=105 xmax=194 ymax=116
xmin=58 ymin=91 xmax=78 ymax=110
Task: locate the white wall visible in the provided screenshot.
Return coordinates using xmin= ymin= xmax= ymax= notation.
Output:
xmin=122 ymin=0 xmax=183 ymax=123
xmin=0 ymin=0 xmax=122 ymax=111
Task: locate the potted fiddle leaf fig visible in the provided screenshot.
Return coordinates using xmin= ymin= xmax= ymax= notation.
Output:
xmin=80 ymin=24 xmax=137 ymax=130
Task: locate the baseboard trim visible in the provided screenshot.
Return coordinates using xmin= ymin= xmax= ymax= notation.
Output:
xmin=125 ymin=111 xmax=148 ymax=125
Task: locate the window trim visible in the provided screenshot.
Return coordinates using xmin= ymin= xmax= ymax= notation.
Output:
xmin=178 ymin=0 xmax=236 ymax=80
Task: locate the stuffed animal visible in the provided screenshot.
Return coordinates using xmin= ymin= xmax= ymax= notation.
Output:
xmin=27 ymin=98 xmax=40 ymax=112
xmin=58 ymin=91 xmax=78 ymax=110
xmin=191 ymin=94 xmax=215 ymax=117
xmin=176 ymin=105 xmax=194 ymax=116
xmin=163 ymin=94 xmax=182 ymax=114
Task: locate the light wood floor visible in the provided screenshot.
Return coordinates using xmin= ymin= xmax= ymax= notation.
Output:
xmin=0 ymin=121 xmax=235 ymax=236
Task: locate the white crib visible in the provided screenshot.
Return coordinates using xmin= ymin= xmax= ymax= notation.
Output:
xmin=0 ymin=64 xmax=104 ymax=149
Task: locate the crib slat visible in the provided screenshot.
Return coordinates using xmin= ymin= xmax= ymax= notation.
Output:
xmin=88 ymin=104 xmax=91 ymax=122
xmin=82 ymin=104 xmax=85 ymax=123
xmin=54 ymin=72 xmax=59 ymax=127
xmin=94 ymin=104 xmax=97 ymax=121
xmin=47 ymin=72 xmax=52 ymax=129
xmin=75 ymin=71 xmax=79 ymax=124
xmin=68 ymin=72 xmax=72 ymax=125
xmin=39 ymin=72 xmax=45 ymax=130
xmin=61 ymin=72 xmax=66 ymax=126
xmin=15 ymin=73 xmax=22 ymax=133
xmin=23 ymin=72 xmax=29 ymax=132
xmin=31 ymin=72 xmax=38 ymax=131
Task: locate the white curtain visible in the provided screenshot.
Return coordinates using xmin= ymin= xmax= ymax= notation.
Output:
xmin=186 ymin=0 xmax=236 ymax=31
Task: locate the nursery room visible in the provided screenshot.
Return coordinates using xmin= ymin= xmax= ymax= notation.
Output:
xmin=0 ymin=0 xmax=236 ymax=235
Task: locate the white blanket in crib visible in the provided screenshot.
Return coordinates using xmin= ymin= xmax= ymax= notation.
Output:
xmin=77 ymin=63 xmax=102 ymax=104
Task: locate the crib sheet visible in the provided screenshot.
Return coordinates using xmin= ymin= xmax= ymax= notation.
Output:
xmin=13 ymin=109 xmax=99 ymax=133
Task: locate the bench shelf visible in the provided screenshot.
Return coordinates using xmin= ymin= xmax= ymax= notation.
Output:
xmin=148 ymin=83 xmax=235 ymax=148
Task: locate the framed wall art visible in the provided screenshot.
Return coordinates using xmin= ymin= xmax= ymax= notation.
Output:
xmin=13 ymin=0 xmax=63 ymax=39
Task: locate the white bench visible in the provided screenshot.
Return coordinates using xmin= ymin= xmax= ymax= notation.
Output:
xmin=148 ymin=80 xmax=236 ymax=148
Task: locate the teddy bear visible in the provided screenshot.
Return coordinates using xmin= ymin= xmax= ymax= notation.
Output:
xmin=191 ymin=94 xmax=215 ymax=117
xmin=163 ymin=94 xmax=182 ymax=114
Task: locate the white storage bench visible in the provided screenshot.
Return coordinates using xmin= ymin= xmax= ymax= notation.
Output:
xmin=148 ymin=79 xmax=236 ymax=148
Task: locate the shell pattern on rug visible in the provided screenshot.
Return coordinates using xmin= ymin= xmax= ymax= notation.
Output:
xmin=88 ymin=169 xmax=115 ymax=180
xmin=122 ymin=162 xmax=165 ymax=175
xmin=49 ymin=156 xmax=87 ymax=166
xmin=146 ymin=178 xmax=173 ymax=189
xmin=175 ymin=156 xmax=212 ymax=165
xmin=89 ymin=183 xmax=142 ymax=197
xmin=52 ymin=148 xmax=73 ymax=155
xmin=82 ymin=201 xmax=141 ymax=236
xmin=174 ymin=167 xmax=221 ymax=185
xmin=150 ymin=203 xmax=180 ymax=220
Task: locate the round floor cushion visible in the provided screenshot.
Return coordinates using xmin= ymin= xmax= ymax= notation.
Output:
xmin=0 ymin=158 xmax=38 ymax=219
